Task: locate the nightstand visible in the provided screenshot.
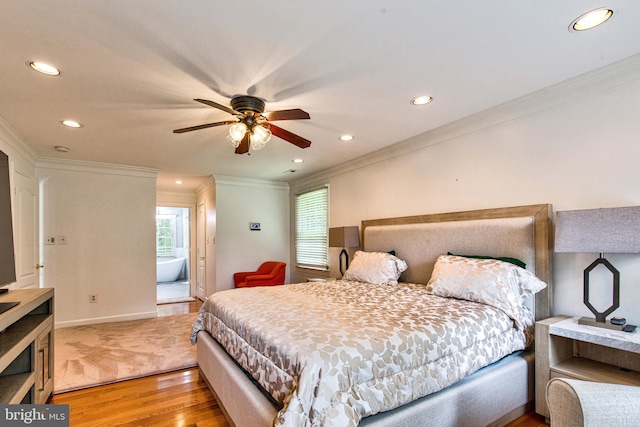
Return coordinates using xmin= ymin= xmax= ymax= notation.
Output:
xmin=535 ymin=316 xmax=640 ymax=418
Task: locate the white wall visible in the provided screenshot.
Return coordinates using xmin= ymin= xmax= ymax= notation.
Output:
xmin=38 ymin=160 xmax=158 ymax=327
xmin=215 ymin=176 xmax=290 ymax=292
xmin=157 ymin=190 xmax=197 ymax=206
xmin=291 ymin=60 xmax=640 ymax=326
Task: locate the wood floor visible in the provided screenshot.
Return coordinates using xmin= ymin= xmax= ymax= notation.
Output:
xmin=50 ymin=368 xmax=228 ymax=427
xmin=50 ymin=301 xmax=549 ymax=427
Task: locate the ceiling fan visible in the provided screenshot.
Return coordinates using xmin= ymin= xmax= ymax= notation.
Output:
xmin=173 ymin=96 xmax=311 ymax=155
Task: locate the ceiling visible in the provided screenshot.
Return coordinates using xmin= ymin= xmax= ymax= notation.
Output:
xmin=2 ymin=2 xmax=639 ymax=191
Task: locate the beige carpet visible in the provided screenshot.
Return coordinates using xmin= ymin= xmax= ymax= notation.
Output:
xmin=54 ymin=313 xmax=198 ymax=393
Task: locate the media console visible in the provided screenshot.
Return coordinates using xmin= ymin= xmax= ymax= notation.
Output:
xmin=0 ymin=288 xmax=54 ymax=404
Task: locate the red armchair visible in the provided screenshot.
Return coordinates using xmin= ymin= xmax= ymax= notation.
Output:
xmin=233 ymin=261 xmax=286 ymax=288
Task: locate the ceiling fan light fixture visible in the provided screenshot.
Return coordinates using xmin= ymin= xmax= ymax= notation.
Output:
xmin=226 ymin=135 xmax=241 ymax=148
xmin=250 ymin=125 xmax=272 ymax=151
xmin=228 ymin=122 xmax=247 ymax=142
xmin=570 ymin=8 xmax=614 ymax=31
xmin=175 ymin=96 xmax=311 ymax=154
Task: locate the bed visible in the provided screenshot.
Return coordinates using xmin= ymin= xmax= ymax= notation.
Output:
xmin=192 ymin=204 xmax=552 ymax=426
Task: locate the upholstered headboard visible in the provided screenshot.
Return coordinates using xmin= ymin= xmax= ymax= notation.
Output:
xmin=361 ymin=204 xmax=552 ymax=320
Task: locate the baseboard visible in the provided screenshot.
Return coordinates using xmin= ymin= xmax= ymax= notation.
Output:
xmin=54 ymin=310 xmax=158 ymax=328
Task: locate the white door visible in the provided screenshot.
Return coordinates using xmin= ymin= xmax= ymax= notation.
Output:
xmin=13 ymin=171 xmax=39 ymax=289
xmin=197 ymin=203 xmax=206 ymax=300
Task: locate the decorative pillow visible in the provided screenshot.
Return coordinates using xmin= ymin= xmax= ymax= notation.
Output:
xmin=447 ymin=252 xmax=526 ymax=269
xmin=426 ymin=255 xmax=547 ymax=329
xmin=343 ymin=251 xmax=408 ymax=285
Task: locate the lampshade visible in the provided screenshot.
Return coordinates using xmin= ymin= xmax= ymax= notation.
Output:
xmin=329 ymin=226 xmax=360 ymax=248
xmin=250 ymin=125 xmax=272 ymax=150
xmin=226 ymin=135 xmax=240 ymax=148
xmin=555 ymin=206 xmax=640 ymax=253
xmin=228 ymin=122 xmax=248 ymax=142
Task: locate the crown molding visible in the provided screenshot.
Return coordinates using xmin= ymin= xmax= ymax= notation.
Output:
xmin=195 ymin=176 xmax=215 ymax=195
xmin=214 ymin=175 xmax=289 ymax=191
xmin=291 ymin=53 xmax=640 ymax=190
xmin=37 ymin=157 xmax=159 ymax=178
xmin=0 ymin=116 xmax=38 ymax=165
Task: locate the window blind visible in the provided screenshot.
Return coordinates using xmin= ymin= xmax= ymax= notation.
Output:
xmin=295 ymin=187 xmax=328 ymax=270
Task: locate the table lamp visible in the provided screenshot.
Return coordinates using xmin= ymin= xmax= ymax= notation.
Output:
xmin=555 ymin=206 xmax=640 ymax=330
xmin=329 ymin=226 xmax=360 ymax=276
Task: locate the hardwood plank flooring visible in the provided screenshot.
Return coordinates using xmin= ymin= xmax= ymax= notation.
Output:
xmin=50 ymin=301 xmax=549 ymax=426
xmin=508 ymin=412 xmax=548 ymax=427
xmin=51 ymin=368 xmax=229 ymax=427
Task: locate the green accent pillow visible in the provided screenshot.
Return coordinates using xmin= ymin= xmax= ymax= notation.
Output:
xmin=447 ymin=252 xmax=526 ymax=269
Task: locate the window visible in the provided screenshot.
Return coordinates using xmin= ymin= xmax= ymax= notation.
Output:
xmin=295 ymin=186 xmax=329 ymax=270
xmin=156 ymin=214 xmax=176 ymax=257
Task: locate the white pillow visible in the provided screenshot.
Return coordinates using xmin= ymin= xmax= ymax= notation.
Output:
xmin=426 ymin=255 xmax=547 ymax=329
xmin=342 ymin=251 xmax=408 ymax=285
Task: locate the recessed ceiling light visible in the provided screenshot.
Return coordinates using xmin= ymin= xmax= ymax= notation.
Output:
xmin=411 ymin=96 xmax=433 ymax=106
xmin=175 ymin=180 xmax=183 ymax=185
xmin=54 ymin=146 xmax=70 ymax=153
xmin=292 ymin=159 xmax=304 ymax=164
xmin=61 ymin=120 xmax=82 ymax=128
xmin=339 ymin=135 xmax=355 ymax=142
xmin=28 ymin=61 xmax=60 ymax=76
xmin=570 ymin=8 xmax=614 ymax=31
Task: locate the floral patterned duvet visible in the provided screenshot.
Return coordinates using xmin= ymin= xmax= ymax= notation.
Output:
xmin=190 ymin=280 xmax=530 ymax=427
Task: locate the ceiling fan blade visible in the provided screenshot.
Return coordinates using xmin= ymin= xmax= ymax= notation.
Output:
xmin=194 ymin=98 xmax=240 ymax=116
xmin=263 ymin=109 xmax=310 ymax=121
xmin=235 ymin=133 xmax=250 ymax=154
xmin=269 ymin=124 xmax=311 ymax=149
xmin=173 ymin=121 xmax=236 ymax=134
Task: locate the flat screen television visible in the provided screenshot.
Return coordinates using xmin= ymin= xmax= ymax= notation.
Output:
xmin=0 ymin=147 xmax=17 ymax=289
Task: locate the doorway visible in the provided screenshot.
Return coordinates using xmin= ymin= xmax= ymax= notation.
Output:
xmin=156 ymin=206 xmax=192 ymax=303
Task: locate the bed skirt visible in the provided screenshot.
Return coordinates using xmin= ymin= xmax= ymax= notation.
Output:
xmin=197 ymin=330 xmax=534 ymax=427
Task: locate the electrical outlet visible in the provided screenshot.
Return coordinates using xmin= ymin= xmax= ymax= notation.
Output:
xmin=58 ymin=235 xmax=67 ymax=245
xmin=89 ymin=294 xmax=98 ymax=303
xmin=45 ymin=236 xmax=56 ymax=245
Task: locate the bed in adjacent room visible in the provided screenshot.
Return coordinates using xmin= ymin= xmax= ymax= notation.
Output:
xmin=191 ymin=204 xmax=552 ymax=427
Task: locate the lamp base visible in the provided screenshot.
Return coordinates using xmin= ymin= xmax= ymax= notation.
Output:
xmin=338 ymin=249 xmax=349 ymax=277
xmin=578 ymin=316 xmax=623 ymax=331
